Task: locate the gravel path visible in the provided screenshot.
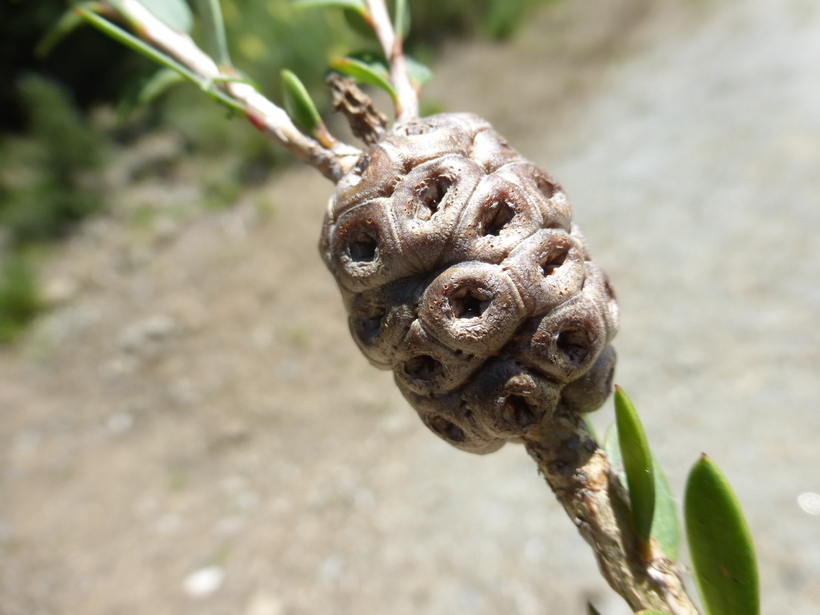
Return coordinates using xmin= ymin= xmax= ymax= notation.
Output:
xmin=2 ymin=1 xmax=818 ymax=614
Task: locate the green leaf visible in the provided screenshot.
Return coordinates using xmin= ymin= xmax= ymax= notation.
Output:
xmin=329 ymin=57 xmax=397 ymax=101
xmin=293 ymin=0 xmax=368 ymax=16
xmin=587 ymin=602 xmax=602 ymax=615
xmin=650 ymin=459 xmax=680 ymax=561
xmin=281 ymin=69 xmax=323 ymax=135
xmin=685 ymin=455 xmax=760 ymax=615
xmin=405 ymin=56 xmax=433 ymax=88
xmin=635 ymin=611 xmax=674 ymax=615
xmin=76 ymin=9 xmax=244 ymax=114
xmin=614 ymin=386 xmax=655 ymax=545
xmin=140 ymin=0 xmax=193 ymax=33
xmin=604 ymin=424 xmax=681 ymax=561
xmin=36 ymin=4 xmax=95 ymax=57
xmin=193 ymin=0 xmax=231 ymax=67
xmin=343 ymin=8 xmax=377 ymax=39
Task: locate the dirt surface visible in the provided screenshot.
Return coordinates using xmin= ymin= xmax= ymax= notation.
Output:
xmin=2 ymin=0 xmax=820 ymax=614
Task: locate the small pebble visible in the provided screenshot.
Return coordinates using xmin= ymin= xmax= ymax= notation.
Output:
xmin=183 ymin=566 xmax=224 ymax=598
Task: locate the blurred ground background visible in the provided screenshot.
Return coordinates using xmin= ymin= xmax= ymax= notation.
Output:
xmin=2 ymin=0 xmax=820 ymax=614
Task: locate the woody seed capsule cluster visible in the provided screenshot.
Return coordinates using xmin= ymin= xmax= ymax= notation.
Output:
xmin=320 ymin=113 xmax=618 ymax=454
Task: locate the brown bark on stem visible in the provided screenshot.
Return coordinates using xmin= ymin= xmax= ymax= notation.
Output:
xmin=523 ymin=410 xmax=700 ymax=615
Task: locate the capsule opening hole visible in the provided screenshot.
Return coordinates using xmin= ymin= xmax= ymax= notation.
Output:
xmin=417 ymin=175 xmax=453 ymax=219
xmin=404 ymin=354 xmax=443 ymax=381
xmin=450 ymin=286 xmax=492 ymax=319
xmin=557 ymin=328 xmax=591 ymax=364
xmin=480 ymin=200 xmax=514 ymax=236
xmin=541 ymin=249 xmax=568 ymax=276
xmin=428 ymin=415 xmax=466 ymax=442
xmin=535 ymin=176 xmax=556 ymax=200
xmin=502 ymin=395 xmax=538 ymax=428
xmin=348 ymin=228 xmax=378 ymax=262
xmin=352 ymin=153 xmax=370 ymax=175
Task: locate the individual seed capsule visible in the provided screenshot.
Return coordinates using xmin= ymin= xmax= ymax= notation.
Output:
xmin=347 ymin=279 xmax=423 ymax=369
xmin=495 ymin=162 xmax=572 ymax=231
xmin=502 ymin=228 xmax=587 ymax=316
xmin=397 ymin=386 xmax=505 ymax=455
xmin=394 ymin=320 xmax=485 ymax=396
xmin=389 ymin=155 xmax=483 ymax=271
xmin=418 ymin=261 xmax=526 ymax=356
xmin=558 ymin=344 xmax=617 ymax=414
xmin=448 ymin=173 xmax=543 ymax=265
xmin=462 ymin=357 xmax=562 ymax=439
xmin=514 ymin=292 xmax=608 ymax=383
xmin=382 ymin=114 xmax=475 ymax=170
xmin=332 ymin=145 xmax=401 ymax=216
xmin=470 ymin=129 xmax=522 ymax=173
xmin=323 ymin=198 xmax=412 ymax=293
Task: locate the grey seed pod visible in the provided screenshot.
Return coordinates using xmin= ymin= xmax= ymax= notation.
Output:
xmin=320 ymin=112 xmax=619 ymax=454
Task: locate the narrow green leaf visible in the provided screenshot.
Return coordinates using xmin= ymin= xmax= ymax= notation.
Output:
xmin=343 ymin=8 xmax=377 ymax=39
xmin=77 ymin=9 xmax=244 ymax=114
xmin=330 ymin=57 xmax=397 ymax=100
xmin=281 ymin=70 xmax=323 ymax=135
xmin=635 ymin=611 xmax=674 ymax=615
xmin=587 ymin=601 xmax=602 ymax=615
xmin=36 ymin=4 xmax=97 ymax=57
xmin=405 ymin=56 xmax=433 ymax=89
xmin=193 ymin=0 xmax=231 ymax=67
xmin=604 ymin=424 xmax=681 ymax=561
xmin=685 ymin=455 xmax=760 ymax=615
xmin=614 ymin=386 xmax=655 ymax=544
xmin=649 ymin=458 xmax=680 ymax=561
xmin=293 ymin=0 xmax=368 ymax=16
xmin=140 ymin=0 xmax=193 ymax=33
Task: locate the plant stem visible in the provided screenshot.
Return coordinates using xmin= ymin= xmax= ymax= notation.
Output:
xmin=95 ymin=0 xmax=361 ymax=181
xmin=523 ymin=410 xmax=700 ymax=615
xmin=364 ymin=0 xmax=418 ymax=121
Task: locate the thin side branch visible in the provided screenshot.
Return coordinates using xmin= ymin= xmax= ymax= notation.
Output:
xmin=364 ymin=0 xmax=419 ymax=121
xmin=523 ymin=411 xmax=700 ymax=615
xmin=327 ymin=74 xmax=387 ymax=145
xmin=98 ymin=0 xmax=361 ymax=181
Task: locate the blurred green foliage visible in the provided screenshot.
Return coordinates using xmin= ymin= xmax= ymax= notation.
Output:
xmin=0 ymin=0 xmax=553 ymax=342
xmin=0 ymin=255 xmax=41 ymax=344
xmin=0 ymin=74 xmax=104 ymax=245
xmin=0 ymin=74 xmax=104 ymax=342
